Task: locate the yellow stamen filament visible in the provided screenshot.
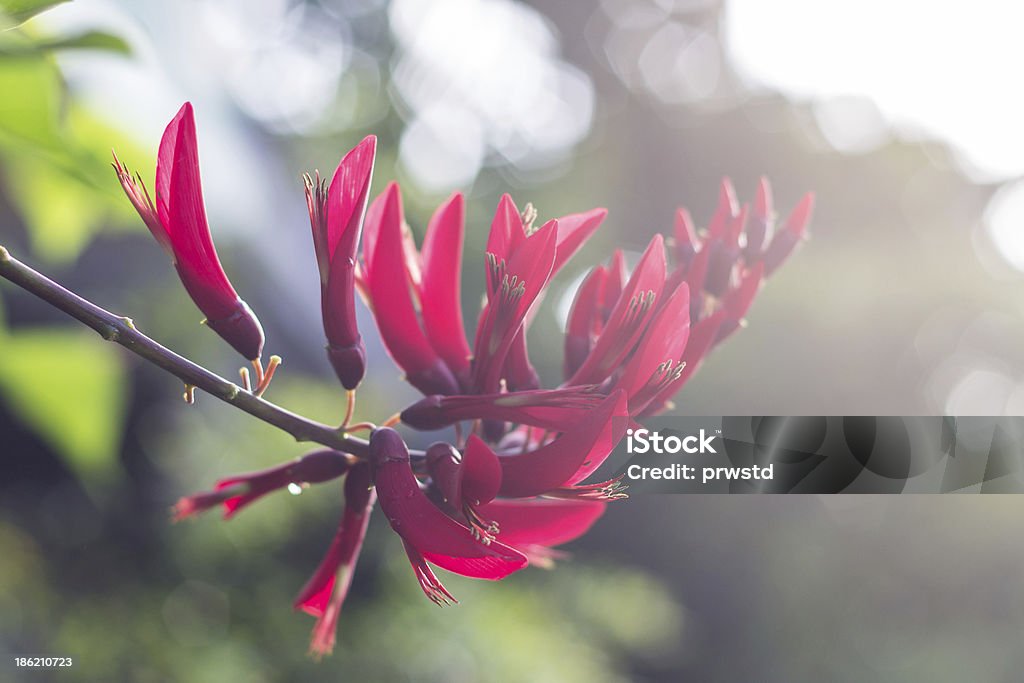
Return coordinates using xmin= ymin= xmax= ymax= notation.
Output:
xmin=342 ymin=389 xmax=356 ymax=428
xmin=254 ymin=355 xmax=281 ymax=397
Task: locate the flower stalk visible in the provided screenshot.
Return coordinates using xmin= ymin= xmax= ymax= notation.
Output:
xmin=0 ymin=245 xmax=373 ymax=458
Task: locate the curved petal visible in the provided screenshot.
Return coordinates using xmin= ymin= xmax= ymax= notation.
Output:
xmin=745 ymin=176 xmax=773 ymax=261
xmin=485 ymin=193 xmax=524 ymax=291
xmin=294 ymin=463 xmax=375 ymax=616
xmin=157 ymin=103 xmax=237 ymax=317
xmin=638 ymin=307 xmax=727 ymax=417
xmin=462 ymin=435 xmax=503 ymax=506
xmin=401 ymin=386 xmax=605 ymax=431
xmin=552 ymin=207 xmax=607 ymax=275
xmin=613 ymin=280 xmax=691 ymax=412
xmin=473 ymin=219 xmax=557 ymax=392
xmin=716 ymin=262 xmax=765 ymax=342
xmin=706 ymin=177 xmax=738 ymax=240
xmin=327 ymin=135 xmax=376 ymax=262
xmin=566 ymin=234 xmax=666 ymax=386
xmin=480 ymin=498 xmax=606 ymax=548
xmin=365 ymin=183 xmax=458 ymax=394
xmin=503 ymin=329 xmax=540 ymax=391
xmin=764 ymin=193 xmax=813 ymax=275
xmin=426 ymin=442 xmax=464 ymax=512
xmin=674 ymin=207 xmax=698 ymax=269
xmin=420 ymin=193 xmax=471 ymax=377
xmin=497 ymin=390 xmax=628 ymax=497
xmin=564 ymin=265 xmax=607 ymax=381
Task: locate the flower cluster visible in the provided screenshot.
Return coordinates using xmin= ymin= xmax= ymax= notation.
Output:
xmin=119 ymin=103 xmax=811 ymax=657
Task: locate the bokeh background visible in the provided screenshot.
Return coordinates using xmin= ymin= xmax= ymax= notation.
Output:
xmin=3 ymin=1 xmax=1024 ymax=681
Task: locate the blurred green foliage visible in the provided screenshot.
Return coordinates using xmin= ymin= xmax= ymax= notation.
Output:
xmin=0 ymin=56 xmax=146 ymax=262
xmin=0 ymin=326 xmax=126 ymax=486
xmin=0 ymin=4 xmax=142 ymax=482
xmin=0 ymin=0 xmax=68 ymax=29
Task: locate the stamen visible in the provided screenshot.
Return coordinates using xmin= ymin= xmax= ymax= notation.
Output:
xmin=239 ymin=366 xmax=252 ymax=392
xmin=521 ymin=202 xmax=539 ymax=235
xmin=405 ymin=542 xmax=458 ymax=606
xmin=546 ymin=477 xmax=629 ymax=501
xmin=342 ymin=389 xmax=356 ymax=428
xmin=182 ymin=384 xmax=196 ymax=405
xmin=342 ymin=422 xmax=375 ymax=434
xmin=254 ymin=355 xmax=281 ymax=397
xmin=499 ymin=274 xmax=526 ymax=311
xmin=251 ymin=358 xmax=266 ymax=393
xmin=485 ymin=252 xmax=506 ymax=295
xmin=632 ymin=359 xmax=687 ymax=409
xmin=463 ymin=504 xmax=500 ymax=545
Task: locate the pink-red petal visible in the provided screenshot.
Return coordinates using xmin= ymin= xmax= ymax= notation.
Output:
xmin=498 ymin=390 xmax=627 ymax=497
xmin=370 ymin=429 xmax=526 ymax=580
xmin=551 ymin=208 xmax=607 ymax=275
xmin=566 ymin=235 xmax=666 ymax=386
xmin=461 ymin=435 xmax=503 ymax=506
xmin=614 ymin=280 xmax=691 ymax=412
xmin=420 ymin=193 xmax=471 ymax=377
xmin=365 ymin=183 xmax=458 ymax=394
xmin=480 ymin=498 xmax=606 ymax=548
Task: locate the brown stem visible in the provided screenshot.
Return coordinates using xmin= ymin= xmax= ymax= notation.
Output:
xmin=0 ymin=246 xmax=375 ymax=458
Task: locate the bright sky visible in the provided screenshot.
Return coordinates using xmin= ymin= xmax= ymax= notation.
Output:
xmin=726 ymin=0 xmax=1024 ymax=272
xmin=726 ymin=0 xmax=1024 ymax=180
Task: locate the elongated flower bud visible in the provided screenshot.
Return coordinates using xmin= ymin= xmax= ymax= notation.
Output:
xmin=172 ymin=449 xmax=352 ymax=520
xmin=114 ymin=102 xmax=265 ymax=360
xmin=306 ymin=136 xmax=376 ymax=389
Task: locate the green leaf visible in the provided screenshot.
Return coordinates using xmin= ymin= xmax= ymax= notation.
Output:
xmin=0 ymin=57 xmax=63 ymax=149
xmin=0 ymin=30 xmax=131 ymax=56
xmin=0 ymin=328 xmax=127 ymax=483
xmin=0 ymin=0 xmax=70 ymax=29
xmin=6 ymin=153 xmax=110 ymax=261
xmin=0 ymin=68 xmax=150 ymax=263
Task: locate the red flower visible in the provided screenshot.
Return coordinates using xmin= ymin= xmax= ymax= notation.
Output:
xmin=562 ymin=177 xmax=813 ymax=416
xmin=113 ymin=102 xmax=265 ymax=361
xmin=168 ymin=160 xmax=811 ymax=654
xmin=472 ymin=196 xmax=608 ymax=394
xmin=295 ymin=463 xmax=375 ymax=659
xmin=369 ymin=428 xmax=527 ymax=603
xmin=172 ymin=449 xmax=352 ymax=521
xmin=305 ymin=136 xmax=376 ymax=389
